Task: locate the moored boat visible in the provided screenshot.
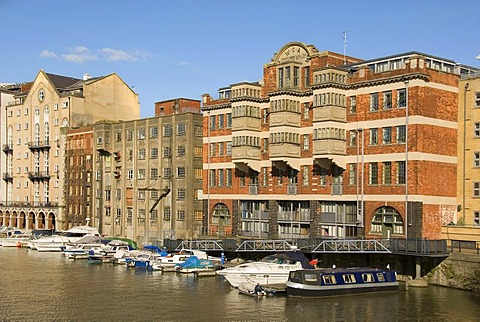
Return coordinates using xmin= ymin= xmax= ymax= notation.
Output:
xmin=286 ymin=267 xmax=399 ymax=297
xmin=216 ymin=252 xmax=313 ymax=288
xmin=30 ymin=226 xmax=101 ymax=252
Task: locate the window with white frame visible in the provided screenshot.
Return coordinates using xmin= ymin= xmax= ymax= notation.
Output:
xmin=370 ymin=93 xmax=379 ymax=111
xmin=137 ymin=128 xmax=145 ymax=140
xmin=383 ymin=91 xmax=392 ymax=110
xmin=383 ymin=127 xmax=392 ymax=144
xmin=177 ymin=146 xmax=186 ymax=156
xmin=226 ymin=169 xmax=232 ymax=186
xmin=349 ymin=164 xmax=356 ymax=185
xmin=150 ymin=147 xmax=158 ymax=159
xmin=138 ymin=169 xmax=145 ymax=180
xmin=475 ymin=92 xmax=480 ymax=108
xmin=475 ymin=152 xmax=480 ymax=167
xmin=396 ymin=125 xmax=406 ymax=143
xmin=138 ymin=148 xmax=146 ymax=159
xmin=177 ymin=189 xmax=186 ymax=200
xmin=127 ymin=169 xmax=133 ymax=180
xmin=369 ymin=163 xmax=378 ymax=185
xmin=474 ymin=211 xmax=480 ymax=226
xmin=302 ymin=165 xmax=309 ymax=186
xmin=177 ymin=210 xmax=186 ymax=220
xmin=177 ymin=123 xmax=186 ymax=134
xmin=475 ymin=123 xmax=480 ymax=137
xmin=163 ymin=168 xmax=171 ymax=178
xmin=397 ymin=89 xmax=406 ymax=108
xmin=349 ymin=130 xmax=356 ymax=146
xmin=303 ymin=134 xmax=309 ymax=150
xmin=474 ymin=182 xmax=480 ymax=197
xmin=370 ymin=128 xmax=378 ymax=145
xmin=350 ymin=96 xmax=357 ymax=114
xmin=163 ymin=207 xmax=171 ymax=220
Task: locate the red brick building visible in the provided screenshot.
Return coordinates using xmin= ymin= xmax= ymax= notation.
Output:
xmin=202 ymin=41 xmax=478 ymax=240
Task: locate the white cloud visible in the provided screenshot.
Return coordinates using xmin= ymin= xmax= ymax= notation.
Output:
xmin=39 ymin=50 xmax=58 ymax=59
xmin=100 ymin=48 xmax=142 ymax=62
xmin=39 ymin=46 xmax=147 ymax=64
xmin=61 ymin=46 xmax=97 ymax=63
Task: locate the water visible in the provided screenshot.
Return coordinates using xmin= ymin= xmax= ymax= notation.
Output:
xmin=1 ymin=248 xmax=480 ymax=322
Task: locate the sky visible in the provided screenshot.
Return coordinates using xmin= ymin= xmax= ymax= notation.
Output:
xmin=1 ymin=0 xmax=479 ymax=118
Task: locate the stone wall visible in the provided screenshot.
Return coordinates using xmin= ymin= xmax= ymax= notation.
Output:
xmin=425 ymin=253 xmax=480 ymax=293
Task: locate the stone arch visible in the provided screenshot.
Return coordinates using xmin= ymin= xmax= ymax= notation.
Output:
xmin=370 ymin=206 xmax=404 ymax=238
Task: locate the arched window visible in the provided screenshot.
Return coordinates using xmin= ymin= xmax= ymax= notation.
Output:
xmin=370 ymin=206 xmax=404 ymax=238
xmin=212 ymin=203 xmax=231 ymax=225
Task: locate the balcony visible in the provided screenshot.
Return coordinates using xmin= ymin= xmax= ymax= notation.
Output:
xmin=27 ymin=141 xmax=50 ymax=151
xmin=2 ymin=172 xmax=13 ymax=181
xmin=278 ymin=211 xmax=311 ymax=223
xmin=232 ymin=116 xmax=261 ymax=131
xmin=269 ymin=110 xmax=300 ymax=128
xmin=232 ymin=145 xmax=261 ymax=172
xmin=269 ymin=142 xmax=300 ymax=159
xmin=2 ymin=144 xmax=13 ymax=153
xmin=313 ymin=105 xmax=346 ymax=123
xmin=313 ymin=139 xmax=346 ymax=157
xmin=28 ymin=171 xmax=51 ymax=181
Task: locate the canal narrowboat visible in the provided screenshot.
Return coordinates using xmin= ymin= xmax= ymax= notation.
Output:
xmin=286 ymin=267 xmax=399 ymax=297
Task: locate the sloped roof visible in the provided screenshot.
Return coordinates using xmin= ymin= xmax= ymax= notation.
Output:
xmin=45 ymin=73 xmax=81 ymax=91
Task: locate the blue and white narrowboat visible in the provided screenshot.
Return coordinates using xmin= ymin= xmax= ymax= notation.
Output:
xmin=286 ymin=267 xmax=399 ymax=297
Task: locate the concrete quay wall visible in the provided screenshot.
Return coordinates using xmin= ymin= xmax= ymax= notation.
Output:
xmin=424 ymin=253 xmax=480 ymax=293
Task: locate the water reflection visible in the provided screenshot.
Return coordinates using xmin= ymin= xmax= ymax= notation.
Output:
xmin=0 ymin=248 xmax=479 ymax=321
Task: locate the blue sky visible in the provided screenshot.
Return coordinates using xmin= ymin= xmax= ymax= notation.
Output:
xmin=1 ymin=0 xmax=479 ymax=118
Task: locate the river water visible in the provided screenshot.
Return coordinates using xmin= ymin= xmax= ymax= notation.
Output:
xmin=1 ymin=248 xmax=479 ymax=322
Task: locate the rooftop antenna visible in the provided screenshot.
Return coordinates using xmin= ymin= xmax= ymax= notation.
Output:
xmin=343 ymin=30 xmax=349 ymax=65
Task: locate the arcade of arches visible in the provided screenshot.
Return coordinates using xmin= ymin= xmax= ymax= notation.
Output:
xmin=0 ymin=210 xmax=57 ymax=230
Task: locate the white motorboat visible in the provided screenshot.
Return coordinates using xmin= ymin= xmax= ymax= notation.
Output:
xmin=29 ymin=226 xmax=101 ymax=252
xmin=150 ymin=249 xmax=212 ymax=271
xmin=64 ymin=243 xmax=106 ymax=260
xmin=216 ymin=252 xmax=313 ymax=288
xmin=1 ymin=233 xmax=32 ymax=248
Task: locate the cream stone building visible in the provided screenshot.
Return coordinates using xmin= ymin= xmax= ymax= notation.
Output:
xmin=0 ymin=70 xmax=139 ymax=230
xmin=447 ymin=72 xmax=480 ymax=243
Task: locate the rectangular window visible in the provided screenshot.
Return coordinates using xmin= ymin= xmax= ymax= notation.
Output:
xmin=218 ymin=142 xmax=224 ymax=156
xmin=396 ymin=125 xmax=406 ymax=143
xmin=226 ymin=142 xmax=232 ymax=156
xmin=138 ymin=169 xmax=145 ymax=180
xmin=303 ymin=102 xmax=309 ymax=119
xmin=475 ymin=182 xmax=480 ymax=197
xmin=474 ymin=211 xmax=480 ymax=226
xmin=319 ymin=167 xmax=326 ymax=186
xmin=383 ymin=161 xmax=391 ymax=185
xmin=177 ymin=189 xmax=186 ymax=200
xmin=138 ymin=148 xmax=146 ymax=160
xmin=163 ymin=207 xmax=171 ymax=220
xmin=475 ymin=152 xmax=480 ymax=167
xmin=177 ymin=146 xmax=186 ymax=156
xmin=397 ymin=161 xmax=406 ymax=184
xmin=383 ymin=91 xmax=392 ymax=110
xmin=177 ymin=167 xmax=186 ymax=178
xmin=349 ymin=131 xmax=356 ymax=146
xmin=278 ymin=67 xmax=284 ymax=88
xmin=126 ymin=129 xmax=133 ymax=141
xmin=218 ymin=169 xmax=224 ymax=187
xmin=163 ymin=147 xmax=171 ymax=158
xmin=127 ymin=169 xmax=133 ymax=180
xmin=263 ymin=138 xmax=268 ymax=153
xmin=163 ymin=124 xmax=172 ymax=136
xmin=177 ymin=210 xmax=186 ymax=220
xmin=304 ymin=66 xmax=310 ymax=86
xmin=370 ymin=93 xmax=379 ymax=111
xmin=226 ymin=113 xmax=232 ymax=128
xmin=383 ymin=127 xmax=392 ymax=144
xmin=210 ymin=115 xmax=216 ymax=130
xmin=218 ymin=114 xmax=225 ymax=129
xmin=210 ymin=169 xmax=216 ymax=187
xmin=209 ymin=143 xmax=216 ymax=157
xmin=303 ymin=134 xmax=309 ymax=150
xmin=475 ymin=123 xmax=480 ymax=137
xmin=150 ymin=168 xmax=158 ymax=180
xmin=194 ymin=168 xmax=203 ymax=180
xmin=349 ymin=96 xmax=356 ymax=114
xmin=302 ymin=165 xmax=309 ymax=186
xmin=163 ymin=168 xmax=171 ymax=178
xmin=293 ymin=66 xmax=299 ymax=87
xmin=138 ymin=128 xmax=145 ymax=140
xmin=370 ymin=128 xmax=378 ymax=145
xmin=150 ymin=147 xmax=158 ymax=159
xmin=398 ymin=89 xmax=406 ymax=108
xmin=105 ymin=190 xmax=112 ymax=201
xmin=369 ymin=163 xmax=378 ymax=185
xmin=177 ymin=123 xmax=186 ymax=135
xmin=194 ymin=210 xmax=203 ymax=221
xmin=194 ymin=124 xmax=202 ymax=136
xmin=226 ymin=169 xmax=232 ymax=186
xmin=149 ymin=126 xmax=158 ymax=138
xmin=349 ymin=164 xmax=356 ymax=185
